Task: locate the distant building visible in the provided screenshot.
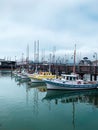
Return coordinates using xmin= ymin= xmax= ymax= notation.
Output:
xmin=79 ymin=57 xmax=92 ymax=66
xmin=0 ymin=59 xmax=5 ymax=61
xmin=92 ymin=60 xmax=98 ymax=66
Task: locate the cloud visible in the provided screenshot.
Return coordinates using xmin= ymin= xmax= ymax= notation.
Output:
xmin=0 ymin=0 xmax=98 ymax=61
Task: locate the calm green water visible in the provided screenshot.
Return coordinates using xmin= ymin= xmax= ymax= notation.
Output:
xmin=0 ymin=71 xmax=98 ymax=130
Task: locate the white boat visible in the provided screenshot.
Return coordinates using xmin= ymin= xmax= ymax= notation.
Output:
xmin=20 ymin=74 xmax=31 ymax=81
xmin=15 ymin=71 xmax=30 ymax=82
xmin=43 ymin=73 xmax=98 ymax=90
xmin=44 ymin=45 xmax=98 ymax=91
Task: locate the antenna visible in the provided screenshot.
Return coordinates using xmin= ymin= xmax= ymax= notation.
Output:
xmin=37 ymin=40 xmax=39 ymax=63
xmin=34 ymin=41 xmax=36 ymax=62
xmin=34 ymin=40 xmax=40 ymax=63
xmin=52 ymin=46 xmax=56 ymax=63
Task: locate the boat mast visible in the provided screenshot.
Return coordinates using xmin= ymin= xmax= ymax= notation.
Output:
xmin=73 ymin=44 xmax=76 ymax=74
xmin=49 ymin=53 xmax=52 ymax=72
xmin=27 ymin=44 xmax=29 ymax=72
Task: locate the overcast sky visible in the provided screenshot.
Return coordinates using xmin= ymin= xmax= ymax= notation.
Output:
xmin=0 ymin=0 xmax=98 ymax=61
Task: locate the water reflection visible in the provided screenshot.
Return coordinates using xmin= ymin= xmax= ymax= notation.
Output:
xmin=43 ymin=89 xmax=98 ymax=130
xmin=43 ymin=89 xmax=98 ymax=108
xmin=0 ymin=70 xmax=12 ymax=77
xmin=13 ymin=77 xmax=47 ymax=116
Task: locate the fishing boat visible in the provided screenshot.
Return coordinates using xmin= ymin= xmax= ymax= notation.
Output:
xmin=28 ymin=71 xmax=56 ymax=83
xmin=43 ymin=44 xmax=98 ymax=91
xmin=43 ymin=73 xmax=98 ymax=90
xmin=14 ymin=70 xmax=30 ymax=82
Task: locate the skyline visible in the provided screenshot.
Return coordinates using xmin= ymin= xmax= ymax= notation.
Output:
xmin=0 ymin=0 xmax=98 ymax=61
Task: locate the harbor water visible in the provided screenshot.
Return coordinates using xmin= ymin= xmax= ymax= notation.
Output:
xmin=0 ymin=71 xmax=98 ymax=130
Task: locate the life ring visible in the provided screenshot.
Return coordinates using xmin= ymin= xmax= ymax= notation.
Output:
xmin=77 ymin=81 xmax=81 ymax=84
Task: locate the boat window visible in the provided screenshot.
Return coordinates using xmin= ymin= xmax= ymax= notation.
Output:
xmin=70 ymin=77 xmax=72 ymax=81
xmin=73 ymin=77 xmax=76 ymax=81
xmin=69 ymin=77 xmax=76 ymax=81
xmin=66 ymin=76 xmax=68 ymax=80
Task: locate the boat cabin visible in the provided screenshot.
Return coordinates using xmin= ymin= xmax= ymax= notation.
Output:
xmin=61 ymin=74 xmax=78 ymax=81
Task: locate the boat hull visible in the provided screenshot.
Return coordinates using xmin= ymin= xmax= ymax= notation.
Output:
xmin=28 ymin=82 xmax=46 ymax=87
xmin=31 ymin=78 xmax=44 ymax=83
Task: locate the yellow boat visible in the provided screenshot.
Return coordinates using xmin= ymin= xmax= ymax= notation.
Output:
xmin=29 ymin=72 xmax=56 ymax=83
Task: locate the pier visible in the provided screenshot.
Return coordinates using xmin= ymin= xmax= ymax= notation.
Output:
xmin=0 ymin=59 xmax=98 ymax=81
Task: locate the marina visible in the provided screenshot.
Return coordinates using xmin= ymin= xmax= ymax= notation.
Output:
xmin=0 ymin=1 xmax=98 ymax=130
xmin=0 ymin=44 xmax=98 ymax=130
xmin=0 ymin=71 xmax=98 ymax=130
